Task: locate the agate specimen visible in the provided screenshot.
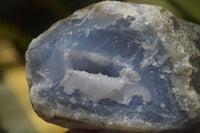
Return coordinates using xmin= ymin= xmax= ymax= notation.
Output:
xmin=26 ymin=1 xmax=200 ymax=132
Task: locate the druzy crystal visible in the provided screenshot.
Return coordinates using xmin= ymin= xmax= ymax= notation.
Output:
xmin=26 ymin=1 xmax=200 ymax=132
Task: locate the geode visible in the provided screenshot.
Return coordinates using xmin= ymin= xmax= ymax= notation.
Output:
xmin=25 ymin=1 xmax=200 ymax=132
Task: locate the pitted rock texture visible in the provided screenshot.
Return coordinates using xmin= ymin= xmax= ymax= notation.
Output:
xmin=26 ymin=1 xmax=200 ymax=132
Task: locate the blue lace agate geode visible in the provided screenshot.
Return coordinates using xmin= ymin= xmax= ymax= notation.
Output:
xmin=26 ymin=1 xmax=200 ymax=132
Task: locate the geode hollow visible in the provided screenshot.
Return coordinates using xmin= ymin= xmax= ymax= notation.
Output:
xmin=26 ymin=1 xmax=200 ymax=132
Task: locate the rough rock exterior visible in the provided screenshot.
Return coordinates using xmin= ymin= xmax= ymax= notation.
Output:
xmin=26 ymin=1 xmax=200 ymax=132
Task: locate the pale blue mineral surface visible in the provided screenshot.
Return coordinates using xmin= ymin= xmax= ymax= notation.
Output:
xmin=26 ymin=1 xmax=200 ymax=132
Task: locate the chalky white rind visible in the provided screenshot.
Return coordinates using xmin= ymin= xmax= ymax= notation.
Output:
xmin=26 ymin=1 xmax=200 ymax=132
